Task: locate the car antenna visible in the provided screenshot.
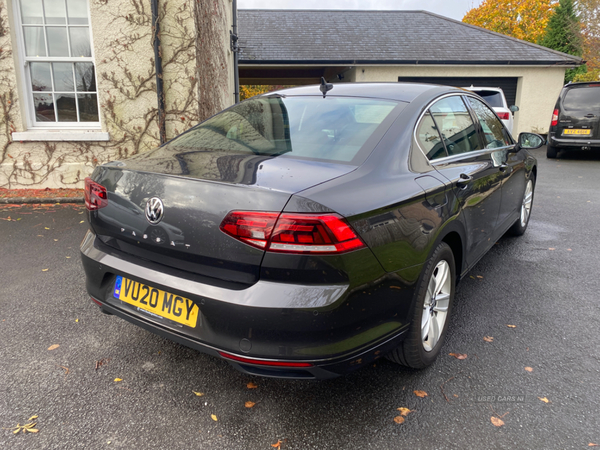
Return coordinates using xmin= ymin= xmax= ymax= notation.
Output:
xmin=320 ymin=77 xmax=333 ymax=98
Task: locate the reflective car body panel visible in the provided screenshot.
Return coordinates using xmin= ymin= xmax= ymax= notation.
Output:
xmin=81 ymin=83 xmax=537 ymax=379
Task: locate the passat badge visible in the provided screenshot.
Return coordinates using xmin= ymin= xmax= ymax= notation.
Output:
xmin=145 ymin=197 xmax=164 ymax=224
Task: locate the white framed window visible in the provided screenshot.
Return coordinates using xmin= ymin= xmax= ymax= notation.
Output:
xmin=13 ymin=0 xmax=100 ymax=129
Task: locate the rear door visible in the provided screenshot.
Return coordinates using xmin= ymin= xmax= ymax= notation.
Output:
xmin=558 ymin=84 xmax=600 ymax=139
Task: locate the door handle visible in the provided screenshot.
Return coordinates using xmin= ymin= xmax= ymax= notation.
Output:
xmin=456 ymin=173 xmax=472 ymax=188
xmin=584 ymin=114 xmax=596 ymax=118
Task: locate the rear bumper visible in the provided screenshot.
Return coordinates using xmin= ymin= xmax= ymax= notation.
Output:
xmin=549 ymin=134 xmax=600 ymax=148
xmin=80 ymin=230 xmax=417 ymax=379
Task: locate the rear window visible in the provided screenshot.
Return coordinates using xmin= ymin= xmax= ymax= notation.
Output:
xmin=163 ymin=96 xmax=400 ymax=165
xmin=472 ymin=90 xmax=504 ymax=108
xmin=563 ymin=85 xmax=600 ymax=111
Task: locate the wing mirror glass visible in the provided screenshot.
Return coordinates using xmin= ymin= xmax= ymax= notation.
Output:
xmin=516 ymin=132 xmax=545 ymax=150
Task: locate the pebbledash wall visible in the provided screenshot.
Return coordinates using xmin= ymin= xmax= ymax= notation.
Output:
xmin=347 ymin=65 xmax=566 ymax=137
xmin=0 ymin=0 xmax=234 ymax=189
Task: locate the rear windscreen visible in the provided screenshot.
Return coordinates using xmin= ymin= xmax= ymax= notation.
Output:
xmin=563 ymin=86 xmax=600 ymax=111
xmin=474 ymin=91 xmax=504 ymax=108
xmin=162 ymin=96 xmax=400 ymax=165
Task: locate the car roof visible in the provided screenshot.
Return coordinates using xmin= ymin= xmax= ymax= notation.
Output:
xmin=463 ymin=86 xmax=504 ymax=92
xmin=563 ymin=81 xmax=600 ymax=89
xmin=267 ymin=82 xmax=462 ymax=103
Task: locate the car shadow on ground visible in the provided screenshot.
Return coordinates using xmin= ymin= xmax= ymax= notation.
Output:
xmin=550 ymin=149 xmax=600 ymax=161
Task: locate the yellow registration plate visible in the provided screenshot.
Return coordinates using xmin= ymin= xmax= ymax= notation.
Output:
xmin=563 ymin=129 xmax=591 ymax=135
xmin=113 ymin=276 xmax=199 ymax=327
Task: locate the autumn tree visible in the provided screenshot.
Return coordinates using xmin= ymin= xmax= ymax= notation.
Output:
xmin=239 ymin=85 xmax=294 ymax=101
xmin=539 ymin=0 xmax=585 ymax=81
xmin=463 ymin=0 xmax=557 ymax=43
xmin=576 ymin=0 xmax=600 ymax=73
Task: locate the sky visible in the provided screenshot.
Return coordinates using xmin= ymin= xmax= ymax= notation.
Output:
xmin=237 ymin=0 xmax=485 ymax=22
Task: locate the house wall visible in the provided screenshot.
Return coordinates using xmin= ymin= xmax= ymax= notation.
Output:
xmin=348 ymin=65 xmax=566 ymax=136
xmin=0 ymin=0 xmax=234 ymax=189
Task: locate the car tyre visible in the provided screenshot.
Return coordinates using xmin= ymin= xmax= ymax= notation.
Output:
xmin=387 ymin=242 xmax=455 ymax=369
xmin=508 ymin=175 xmax=535 ymax=236
xmin=546 ymin=144 xmax=558 ymax=159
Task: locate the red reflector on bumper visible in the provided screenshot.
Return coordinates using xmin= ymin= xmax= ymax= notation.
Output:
xmin=219 ymin=352 xmax=313 ymax=368
xmin=91 ymin=297 xmax=103 ymax=306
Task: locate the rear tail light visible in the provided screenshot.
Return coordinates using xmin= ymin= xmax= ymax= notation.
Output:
xmin=551 ymin=109 xmax=559 ymax=127
xmin=219 ymin=211 xmax=279 ymax=249
xmin=220 ymin=211 xmax=366 ymax=254
xmin=497 ymin=112 xmax=510 ymax=121
xmin=219 ymin=351 xmax=313 ymax=368
xmin=84 ymin=177 xmax=108 ymax=211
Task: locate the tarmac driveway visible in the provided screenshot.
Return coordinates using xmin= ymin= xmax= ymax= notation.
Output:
xmin=1 ymin=147 xmax=599 ymax=449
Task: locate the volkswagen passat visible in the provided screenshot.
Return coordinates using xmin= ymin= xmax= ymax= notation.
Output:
xmin=81 ymin=83 xmax=542 ymax=379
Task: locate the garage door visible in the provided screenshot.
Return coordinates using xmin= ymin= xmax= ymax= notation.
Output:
xmin=397 ymin=77 xmax=519 ymax=107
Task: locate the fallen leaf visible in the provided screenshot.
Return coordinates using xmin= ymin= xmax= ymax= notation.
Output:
xmin=548 ymin=248 xmax=555 ymax=251
xmin=414 ymin=390 xmax=428 ymax=398
xmin=271 ymin=440 xmax=283 ymax=449
xmin=28 ymin=415 xmax=38 ymax=421
xmin=490 ymin=416 xmax=504 ymax=427
xmin=114 ymin=378 xmax=122 ymax=382
xmin=449 ymin=352 xmax=467 ymax=360
xmin=26 ymin=428 xmax=39 ymax=433
xmin=193 ymin=391 xmax=204 ymax=397
xmin=79 ymin=220 xmax=85 ymax=224
xmin=389 ymin=286 xmax=401 ymax=290
xmin=476 ymin=275 xmax=483 ymax=279
xmin=47 ymin=344 xmax=59 ymax=351
xmin=589 ymin=443 xmax=598 ymax=447
xmin=42 ymin=269 xmax=49 ymax=272
xmin=538 ymin=397 xmax=550 ymax=403
xmin=211 ymin=414 xmax=218 ymax=421
xmin=393 ymin=416 xmax=405 ymax=424
xmin=567 ymin=248 xmax=572 ymax=251
xmin=507 ymin=325 xmax=517 ymax=328
xmin=397 ymin=407 xmax=413 ymax=416
xmin=247 ymin=382 xmax=258 ymax=389
xmin=45 ymin=227 xmax=50 ymax=230
xmin=483 ymin=336 xmax=494 ymax=342
xmin=245 ymin=401 xmax=256 ymax=408
xmin=524 ymin=367 xmax=533 ymax=372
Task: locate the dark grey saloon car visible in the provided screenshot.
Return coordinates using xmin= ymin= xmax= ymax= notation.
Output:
xmin=81 ymin=83 xmax=543 ymax=379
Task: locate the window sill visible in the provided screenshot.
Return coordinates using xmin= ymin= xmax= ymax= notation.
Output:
xmin=12 ymin=130 xmax=110 ymax=142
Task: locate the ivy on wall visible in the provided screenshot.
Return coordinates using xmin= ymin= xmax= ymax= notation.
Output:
xmin=0 ymin=0 xmax=232 ymax=189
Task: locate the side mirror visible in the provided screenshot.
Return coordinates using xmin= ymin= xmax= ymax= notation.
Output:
xmin=512 ymin=132 xmax=545 ymax=152
xmin=509 ymin=105 xmax=519 ymax=116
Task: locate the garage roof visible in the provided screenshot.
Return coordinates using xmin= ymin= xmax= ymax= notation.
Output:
xmin=238 ymin=10 xmax=582 ymax=66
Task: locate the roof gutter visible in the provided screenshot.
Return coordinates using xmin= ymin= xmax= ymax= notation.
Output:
xmin=239 ymin=60 xmax=582 ymax=67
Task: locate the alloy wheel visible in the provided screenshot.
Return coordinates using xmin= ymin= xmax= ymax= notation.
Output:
xmin=520 ymin=179 xmax=534 ymax=228
xmin=421 ymin=260 xmax=451 ymax=352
